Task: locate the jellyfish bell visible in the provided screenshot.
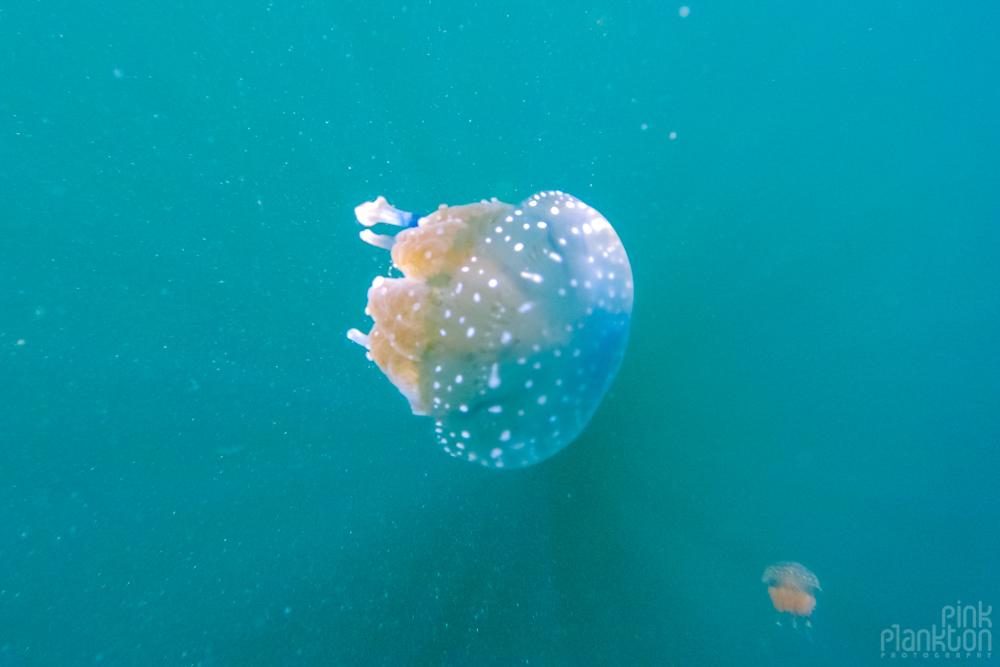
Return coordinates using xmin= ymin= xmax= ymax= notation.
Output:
xmin=346 ymin=191 xmax=634 ymax=468
xmin=762 ymin=562 xmax=820 ymax=631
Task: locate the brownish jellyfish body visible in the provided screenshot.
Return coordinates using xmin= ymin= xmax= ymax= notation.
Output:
xmin=762 ymin=562 xmax=820 ymax=633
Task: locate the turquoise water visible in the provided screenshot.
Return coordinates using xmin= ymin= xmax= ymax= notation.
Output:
xmin=2 ymin=1 xmax=998 ymax=665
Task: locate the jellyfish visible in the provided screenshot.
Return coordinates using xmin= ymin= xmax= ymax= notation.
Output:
xmin=346 ymin=191 xmax=634 ymax=468
xmin=762 ymin=562 xmax=820 ymax=634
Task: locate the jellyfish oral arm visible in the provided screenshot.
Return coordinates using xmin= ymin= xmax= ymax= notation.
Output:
xmin=359 ymin=229 xmax=397 ymax=250
xmin=354 ymin=196 xmax=414 ymax=228
xmin=346 ymin=328 xmax=370 ymax=350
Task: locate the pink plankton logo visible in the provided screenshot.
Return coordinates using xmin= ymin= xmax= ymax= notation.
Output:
xmin=881 ymin=601 xmax=992 ymax=659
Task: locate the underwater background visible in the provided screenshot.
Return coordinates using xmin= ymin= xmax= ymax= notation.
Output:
xmin=2 ymin=0 xmax=998 ymax=665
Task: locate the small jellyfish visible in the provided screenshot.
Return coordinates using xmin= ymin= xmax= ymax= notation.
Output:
xmin=762 ymin=561 xmax=820 ymax=634
xmin=347 ymin=191 xmax=634 ymax=468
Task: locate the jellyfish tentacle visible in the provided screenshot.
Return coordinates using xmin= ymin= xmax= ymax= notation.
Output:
xmin=354 ymin=196 xmax=414 ymax=228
